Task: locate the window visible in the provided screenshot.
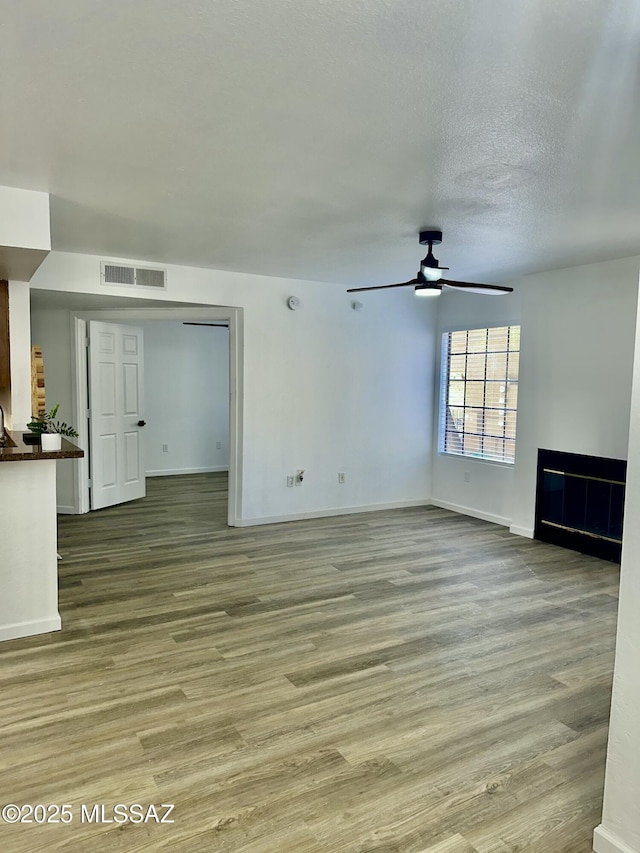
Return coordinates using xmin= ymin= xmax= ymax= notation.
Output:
xmin=439 ymin=325 xmax=520 ymax=463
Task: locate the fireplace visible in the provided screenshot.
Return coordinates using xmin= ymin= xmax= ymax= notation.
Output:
xmin=535 ymin=449 xmax=626 ymax=562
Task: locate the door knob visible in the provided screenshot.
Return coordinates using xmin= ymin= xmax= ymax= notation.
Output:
xmin=137 ymin=420 xmax=146 ymax=427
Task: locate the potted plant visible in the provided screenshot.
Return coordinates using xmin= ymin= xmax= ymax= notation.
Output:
xmin=27 ymin=404 xmax=79 ymax=451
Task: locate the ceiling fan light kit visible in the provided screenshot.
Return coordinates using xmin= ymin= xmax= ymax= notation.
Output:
xmin=346 ymin=230 xmax=514 ymax=297
xmin=415 ymin=283 xmax=441 ymax=297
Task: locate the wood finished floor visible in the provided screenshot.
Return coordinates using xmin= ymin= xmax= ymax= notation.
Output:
xmin=0 ymin=473 xmax=619 ymax=853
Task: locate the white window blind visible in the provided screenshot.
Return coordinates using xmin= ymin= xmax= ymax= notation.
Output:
xmin=439 ymin=325 xmax=520 ymax=463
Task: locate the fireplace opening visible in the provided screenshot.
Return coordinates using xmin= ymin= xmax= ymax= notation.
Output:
xmin=535 ymin=449 xmax=626 ymax=562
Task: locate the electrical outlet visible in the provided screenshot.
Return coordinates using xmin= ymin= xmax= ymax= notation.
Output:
xmin=216 ymin=441 xmax=222 ymax=450
xmin=463 ymin=471 xmax=470 ymax=483
xmin=295 ymin=469 xmax=304 ymax=486
xmin=338 ymin=472 xmax=345 ymax=484
xmin=162 ymin=444 xmax=169 ymax=453
xmin=286 ymin=475 xmax=294 ymax=487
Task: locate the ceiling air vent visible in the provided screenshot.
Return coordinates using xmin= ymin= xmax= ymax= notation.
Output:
xmin=135 ymin=267 xmax=166 ymax=289
xmin=103 ymin=263 xmax=135 ymax=285
xmin=101 ymin=262 xmax=167 ymax=290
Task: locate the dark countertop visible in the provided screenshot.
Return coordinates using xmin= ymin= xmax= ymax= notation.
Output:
xmin=0 ymin=431 xmax=84 ymax=462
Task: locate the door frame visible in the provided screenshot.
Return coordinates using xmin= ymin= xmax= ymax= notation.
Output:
xmin=71 ymin=306 xmax=244 ymax=526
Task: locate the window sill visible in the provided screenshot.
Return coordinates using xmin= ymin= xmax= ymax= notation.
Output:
xmin=436 ymin=451 xmax=515 ymax=469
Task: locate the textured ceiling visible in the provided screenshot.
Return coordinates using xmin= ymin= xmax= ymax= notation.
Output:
xmin=2 ymin=0 xmax=640 ymax=287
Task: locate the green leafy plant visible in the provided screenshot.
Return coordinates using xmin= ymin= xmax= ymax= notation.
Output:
xmin=27 ymin=404 xmax=78 ymax=437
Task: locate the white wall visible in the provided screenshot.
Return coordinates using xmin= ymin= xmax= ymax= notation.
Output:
xmin=7 ymin=282 xmax=33 ymax=430
xmin=0 ymin=460 xmax=61 ymax=641
xmin=511 ymin=256 xmax=639 ymax=536
xmin=29 ymin=309 xmax=76 ymax=511
xmin=136 ymin=320 xmax=229 ymax=476
xmin=28 ymin=251 xmax=640 ymax=527
xmin=431 ymin=286 xmax=523 ymax=526
xmin=431 ymin=256 xmax=640 ymax=535
xmin=29 ymin=251 xmax=436 ymax=522
xmin=0 ymin=185 xmax=50 ymax=429
xmin=594 ymin=279 xmax=640 ymax=853
xmin=0 ymin=185 xmax=50 ymax=250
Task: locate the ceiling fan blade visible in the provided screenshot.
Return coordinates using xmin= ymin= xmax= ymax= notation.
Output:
xmin=441 ymin=279 xmax=514 ymax=295
xmin=183 ymin=321 xmax=229 ymax=327
xmin=347 ymin=279 xmax=418 ymax=293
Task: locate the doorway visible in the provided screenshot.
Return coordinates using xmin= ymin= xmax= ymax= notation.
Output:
xmin=71 ymin=307 xmax=243 ymax=526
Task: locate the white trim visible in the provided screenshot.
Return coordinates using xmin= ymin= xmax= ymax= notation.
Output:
xmin=0 ymin=615 xmax=61 ymax=642
xmin=509 ymin=524 xmax=535 ymax=538
xmin=429 ymin=498 xmax=510 ymax=527
xmin=71 ymin=307 xmax=243 ymax=527
xmin=146 ymin=466 xmax=229 ymax=477
xmin=71 ymin=316 xmax=89 ymax=514
xmin=228 ymin=307 xmax=244 ymax=526
xmin=593 ymin=825 xmax=640 ymax=853
xmin=235 ymin=498 xmax=432 ymax=527
xmin=56 ymin=504 xmax=76 ymax=515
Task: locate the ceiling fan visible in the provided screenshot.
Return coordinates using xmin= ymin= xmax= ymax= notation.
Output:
xmin=347 ymin=230 xmax=513 ymax=297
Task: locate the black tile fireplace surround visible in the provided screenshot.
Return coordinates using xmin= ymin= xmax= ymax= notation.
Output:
xmin=535 ymin=449 xmax=626 ymax=562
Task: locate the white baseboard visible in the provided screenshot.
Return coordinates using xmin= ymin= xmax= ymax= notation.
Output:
xmin=429 ymin=498 xmax=510 ymax=528
xmin=235 ymin=498 xmax=432 ymax=527
xmin=146 ymin=466 xmax=229 ymax=477
xmin=0 ymin=615 xmax=62 ymax=643
xmin=593 ymin=825 xmax=639 ymax=853
xmin=509 ymin=524 xmax=535 ymax=538
xmin=56 ymin=504 xmax=76 ymax=515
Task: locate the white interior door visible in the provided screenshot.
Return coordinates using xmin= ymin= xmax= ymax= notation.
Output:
xmin=88 ymin=320 xmax=146 ymax=510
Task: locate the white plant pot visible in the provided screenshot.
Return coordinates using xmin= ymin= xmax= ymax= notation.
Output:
xmin=41 ymin=433 xmax=62 ymax=451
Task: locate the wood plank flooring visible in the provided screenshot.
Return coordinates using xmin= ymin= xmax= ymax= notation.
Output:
xmin=0 ymin=473 xmax=619 ymax=852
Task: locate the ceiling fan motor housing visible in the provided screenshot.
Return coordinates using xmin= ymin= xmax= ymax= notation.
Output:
xmin=419 ymin=230 xmax=442 ymax=246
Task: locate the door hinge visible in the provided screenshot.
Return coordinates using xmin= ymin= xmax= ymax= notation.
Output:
xmin=84 ymin=337 xmax=90 ymax=348
xmin=86 ymin=409 xmax=91 ymax=419
xmin=87 ymin=478 xmax=92 ymax=488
